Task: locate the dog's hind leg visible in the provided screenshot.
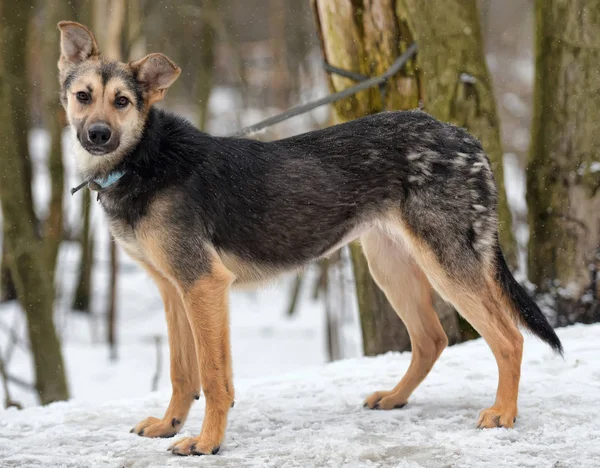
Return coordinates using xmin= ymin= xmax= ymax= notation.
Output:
xmin=168 ymin=258 xmax=234 ymax=456
xmin=361 ymin=228 xmax=448 ymax=410
xmin=397 ymin=228 xmax=524 ymax=428
xmin=131 ymin=266 xmax=200 ymax=438
xmin=429 ymin=273 xmax=523 ymax=428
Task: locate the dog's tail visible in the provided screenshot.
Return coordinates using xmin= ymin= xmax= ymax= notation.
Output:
xmin=494 ymin=240 xmax=563 ymax=356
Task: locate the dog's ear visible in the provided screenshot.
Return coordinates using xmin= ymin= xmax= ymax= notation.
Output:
xmin=130 ymin=53 xmax=181 ymax=106
xmin=57 ymin=21 xmax=99 ymax=73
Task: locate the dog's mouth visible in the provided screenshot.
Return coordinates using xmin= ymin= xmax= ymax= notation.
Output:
xmin=80 ymin=136 xmax=121 ymax=156
xmin=85 ymin=145 xmax=114 ymax=156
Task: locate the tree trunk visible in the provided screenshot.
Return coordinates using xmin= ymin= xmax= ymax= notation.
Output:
xmin=2 ymin=0 xmax=36 ymax=227
xmin=104 ymin=0 xmax=125 ymax=61
xmin=1 ymin=245 xmax=17 ymax=302
xmin=1 ymin=0 xmax=37 ymax=305
xmin=107 ymin=241 xmax=118 ymax=360
xmin=41 ymin=0 xmax=67 ymax=281
xmin=398 ymin=0 xmax=516 ymax=265
xmin=269 ymin=0 xmax=291 ymax=109
xmin=0 ymin=11 xmax=69 ymax=403
xmin=72 ymin=191 xmax=94 ymax=312
xmin=527 ymin=0 xmax=600 ymax=324
xmin=312 ymin=0 xmax=462 ymax=355
xmin=196 ymin=4 xmax=216 ymax=131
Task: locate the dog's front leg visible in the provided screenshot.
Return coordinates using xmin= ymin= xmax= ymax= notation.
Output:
xmin=131 ymin=267 xmax=200 ymax=438
xmin=168 ymin=261 xmax=234 ymax=456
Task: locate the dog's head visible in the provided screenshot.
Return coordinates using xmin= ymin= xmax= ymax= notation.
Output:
xmin=58 ymin=21 xmax=180 ymax=177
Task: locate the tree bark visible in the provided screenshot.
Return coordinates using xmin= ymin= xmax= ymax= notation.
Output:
xmin=312 ymin=0 xmax=462 ymax=355
xmin=0 ymin=14 xmax=69 ymax=403
xmin=397 ymin=0 xmax=516 ymax=265
xmin=527 ymin=0 xmax=600 ymax=323
xmin=1 ymin=0 xmax=37 ymax=304
xmin=1 ymin=0 xmax=36 ymax=226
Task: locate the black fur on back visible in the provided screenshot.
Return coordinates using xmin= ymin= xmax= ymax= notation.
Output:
xmin=494 ymin=239 xmax=563 ymax=355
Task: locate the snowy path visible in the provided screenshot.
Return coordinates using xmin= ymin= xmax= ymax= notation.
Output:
xmin=2 ymin=324 xmax=600 ymax=467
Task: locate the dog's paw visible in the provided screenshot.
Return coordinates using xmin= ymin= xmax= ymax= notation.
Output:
xmin=130 ymin=416 xmax=181 ymax=438
xmin=477 ymin=406 xmax=517 ymax=429
xmin=363 ymin=390 xmax=407 ymax=410
xmin=168 ymin=436 xmax=220 ymax=456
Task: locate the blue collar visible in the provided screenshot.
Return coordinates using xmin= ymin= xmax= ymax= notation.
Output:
xmin=70 ymin=170 xmax=127 ymax=195
xmin=92 ymin=170 xmax=127 ymax=190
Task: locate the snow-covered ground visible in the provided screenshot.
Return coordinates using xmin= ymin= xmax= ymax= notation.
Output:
xmin=2 ymin=324 xmax=599 ymax=467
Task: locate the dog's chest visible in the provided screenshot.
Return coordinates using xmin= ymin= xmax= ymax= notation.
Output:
xmin=107 ymin=216 xmax=146 ymax=261
xmin=100 ymin=189 xmax=177 ymax=274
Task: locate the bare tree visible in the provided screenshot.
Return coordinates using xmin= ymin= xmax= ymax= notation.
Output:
xmin=527 ymin=0 xmax=600 ymax=324
xmin=0 ymin=0 xmax=69 ymax=404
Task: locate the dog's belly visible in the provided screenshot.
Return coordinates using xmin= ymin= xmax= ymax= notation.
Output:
xmin=219 ymin=222 xmax=371 ymax=286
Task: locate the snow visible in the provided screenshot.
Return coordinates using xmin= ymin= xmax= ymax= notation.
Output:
xmin=2 ymin=325 xmax=600 ymax=467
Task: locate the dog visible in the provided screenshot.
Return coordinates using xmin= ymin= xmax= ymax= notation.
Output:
xmin=58 ymin=21 xmax=562 ymax=456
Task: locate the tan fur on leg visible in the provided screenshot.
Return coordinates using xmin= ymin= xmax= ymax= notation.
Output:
xmin=386 ymin=220 xmax=523 ymax=428
xmin=361 ymin=229 xmax=448 ymax=410
xmin=168 ymin=258 xmax=234 ymax=456
xmin=441 ymin=283 xmax=522 ymax=428
xmin=131 ymin=266 xmax=199 ymax=438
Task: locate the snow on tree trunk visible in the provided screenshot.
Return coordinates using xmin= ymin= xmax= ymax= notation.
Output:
xmin=527 ymin=0 xmax=600 ymax=323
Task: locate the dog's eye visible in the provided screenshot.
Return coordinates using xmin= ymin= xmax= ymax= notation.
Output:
xmin=115 ymin=96 xmax=130 ymax=108
xmin=76 ymin=91 xmax=90 ymax=103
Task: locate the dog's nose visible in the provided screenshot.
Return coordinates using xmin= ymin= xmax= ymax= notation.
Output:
xmin=88 ymin=123 xmax=112 ymax=145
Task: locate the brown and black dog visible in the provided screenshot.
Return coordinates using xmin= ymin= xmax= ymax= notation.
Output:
xmin=58 ymin=21 xmax=562 ymax=456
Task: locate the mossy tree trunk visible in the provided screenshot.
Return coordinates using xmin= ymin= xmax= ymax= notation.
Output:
xmin=398 ymin=0 xmax=515 ymax=265
xmin=0 ymin=0 xmax=69 ymax=403
xmin=527 ymin=0 xmax=600 ymax=323
xmin=312 ymin=0 xmax=462 ymax=355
